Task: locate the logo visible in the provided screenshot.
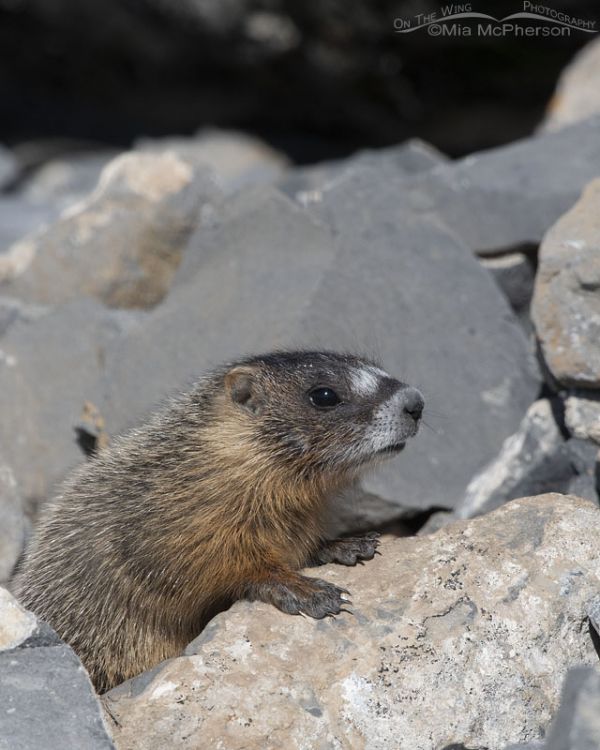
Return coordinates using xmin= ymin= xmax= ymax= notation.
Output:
xmin=394 ymin=2 xmax=597 ymax=38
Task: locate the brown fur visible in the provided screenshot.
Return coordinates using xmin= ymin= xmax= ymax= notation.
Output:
xmin=14 ymin=351 xmax=422 ymax=692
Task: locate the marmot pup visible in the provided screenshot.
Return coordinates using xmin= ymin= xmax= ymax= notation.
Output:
xmin=15 ymin=351 xmax=424 ymax=692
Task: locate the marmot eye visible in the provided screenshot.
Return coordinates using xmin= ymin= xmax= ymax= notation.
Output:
xmin=309 ymin=387 xmax=341 ymax=409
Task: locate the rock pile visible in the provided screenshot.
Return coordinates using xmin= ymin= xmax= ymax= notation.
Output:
xmin=0 ymin=588 xmax=114 ymax=750
xmin=103 ymin=495 xmax=600 ymax=750
xmin=1 ymin=92 xmax=600 ymax=747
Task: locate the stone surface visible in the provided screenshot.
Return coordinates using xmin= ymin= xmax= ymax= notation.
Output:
xmin=138 ymin=129 xmax=289 ymax=194
xmin=0 ymin=586 xmax=37 ymax=651
xmin=0 ymin=198 xmax=58 ymax=256
xmin=102 ymin=185 xmax=538 ymax=512
xmin=0 ymin=457 xmax=25 ymax=584
xmin=543 ymin=37 xmax=600 ymax=132
xmin=279 ymin=138 xmax=447 ymax=203
xmin=0 ymin=144 xmax=18 ymax=190
xmin=532 ymin=177 xmax=600 ymax=388
xmin=455 ymin=400 xmax=598 ymax=519
xmin=21 ymin=150 xmax=118 ymax=209
xmin=541 ymin=667 xmax=600 ymax=750
xmin=2 ymin=151 xmax=218 ymax=309
xmin=565 ymin=391 xmax=600 ymax=445
xmin=105 ymin=494 xmax=600 ymax=750
xmin=0 ymin=299 xmax=138 ymax=505
xmin=0 ymin=586 xmax=115 ymax=748
xmin=480 ymin=252 xmax=536 ymax=316
xmin=364 ymin=117 xmax=600 ymax=256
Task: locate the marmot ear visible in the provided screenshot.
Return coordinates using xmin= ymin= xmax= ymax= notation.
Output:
xmin=225 ymin=365 xmax=263 ymax=415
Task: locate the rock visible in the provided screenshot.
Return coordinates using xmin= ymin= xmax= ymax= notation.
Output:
xmin=105 ymin=494 xmax=600 ymax=750
xmin=306 ymin=164 xmax=539 ymax=510
xmin=137 ymin=129 xmax=289 ymax=194
xmin=565 ymin=391 xmax=600 ymax=445
xmin=532 ymin=178 xmax=600 ymax=388
xmin=21 ymin=150 xmax=118 ymax=209
xmin=0 ymin=296 xmax=49 ymax=336
xmin=540 ymin=667 xmax=600 ymax=750
xmin=455 ymin=400 xmax=598 ymax=519
xmin=0 ymin=198 xmax=58 ymax=256
xmin=99 ymin=184 xmax=539 ymax=513
xmin=279 ymin=138 xmax=448 ymax=202
xmin=0 ymin=586 xmax=37 ymax=651
xmin=417 ymin=509 xmax=454 ymax=535
xmin=0 ymin=457 xmax=25 ymax=585
xmin=3 ymin=151 xmax=218 ymax=309
xmin=480 ymin=252 xmax=536 ymax=316
xmin=0 ymin=144 xmax=18 ymax=190
xmin=358 ymin=117 xmax=600 ymax=256
xmin=564 ymin=439 xmax=600 ymax=504
xmin=543 ymin=37 xmax=600 ymax=132
xmin=0 ymin=299 xmax=138 ymax=505
xmin=0 ymin=587 xmax=115 ymax=750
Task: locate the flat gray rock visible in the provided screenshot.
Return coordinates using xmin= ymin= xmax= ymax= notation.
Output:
xmin=0 ymin=587 xmax=114 ymax=750
xmin=0 ymin=299 xmax=138 ymax=505
xmin=296 ymin=118 xmax=600 ymax=256
xmin=279 ymin=138 xmax=448 ymax=201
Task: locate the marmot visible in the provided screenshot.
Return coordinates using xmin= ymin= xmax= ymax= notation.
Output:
xmin=15 ymin=350 xmax=424 ymax=693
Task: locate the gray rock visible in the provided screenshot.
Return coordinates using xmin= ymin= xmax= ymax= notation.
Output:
xmin=0 ymin=458 xmax=25 ymax=585
xmin=565 ymin=439 xmax=600 ymax=504
xmin=3 ymin=151 xmax=218 ymax=309
xmin=100 ymin=185 xmax=539 ymax=512
xmin=480 ymin=252 xmax=536 ymax=315
xmin=417 ymin=509 xmax=454 ymax=535
xmin=21 ymin=150 xmax=118 ymax=209
xmin=0 ymin=198 xmax=58 ymax=255
xmin=306 ymin=163 xmax=540 ymax=510
xmin=0 ymin=298 xmax=138 ymax=506
xmin=542 ymin=37 xmax=600 ymax=132
xmin=455 ymin=400 xmax=599 ymax=519
xmin=0 ymin=144 xmax=19 ymax=191
xmin=0 ymin=295 xmax=49 ymax=337
xmin=279 ymin=138 xmax=448 ymax=202
xmin=565 ymin=391 xmax=600 ymax=445
xmin=542 ymin=667 xmax=600 ymax=750
xmin=314 ymin=117 xmax=600 ymax=257
xmin=532 ymin=177 xmax=600 ymax=388
xmin=0 ymin=586 xmax=115 ymax=749
xmin=105 ymin=494 xmax=600 ymax=750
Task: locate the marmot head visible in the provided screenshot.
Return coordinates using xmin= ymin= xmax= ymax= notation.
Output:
xmin=218 ymin=351 xmax=424 ymax=480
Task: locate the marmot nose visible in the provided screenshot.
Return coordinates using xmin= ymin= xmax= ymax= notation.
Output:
xmin=401 ymin=387 xmax=424 ymax=421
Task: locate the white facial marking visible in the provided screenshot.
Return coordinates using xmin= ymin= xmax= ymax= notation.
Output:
xmin=350 ymin=366 xmax=386 ymax=397
xmin=363 ymin=390 xmax=405 ymax=453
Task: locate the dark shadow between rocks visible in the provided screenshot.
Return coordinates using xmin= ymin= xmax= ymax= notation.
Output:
xmin=588 ymin=620 xmax=600 ymax=662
